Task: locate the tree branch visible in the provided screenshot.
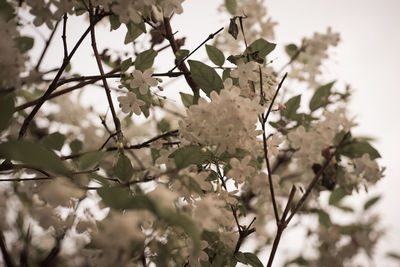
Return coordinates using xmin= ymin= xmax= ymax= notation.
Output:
xmin=0 ymin=231 xmax=15 ymax=267
xmin=163 ymin=17 xmax=200 ymax=103
xmin=18 ymin=13 xmax=106 ymax=139
xmin=89 ymin=7 xmax=121 ymax=142
xmin=266 ymin=133 xmax=350 ymax=267
xmin=35 ymin=20 xmax=60 ymax=71
xmin=61 ymin=130 xmax=179 ymax=160
xmin=62 ymin=13 xmax=68 ymax=59
xmin=168 ymin=27 xmax=224 ymax=72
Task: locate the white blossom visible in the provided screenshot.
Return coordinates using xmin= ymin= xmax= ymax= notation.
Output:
xmin=230 ymin=60 xmax=258 ymax=88
xmin=130 ymin=69 xmax=158 ymax=94
xmin=227 ymin=155 xmax=255 ymax=187
xmin=267 ymin=132 xmax=284 ymax=157
xmin=117 ymin=91 xmax=145 ymax=115
xmin=160 ymin=0 xmax=185 ymax=17
xmin=180 ymin=87 xmax=263 ymax=155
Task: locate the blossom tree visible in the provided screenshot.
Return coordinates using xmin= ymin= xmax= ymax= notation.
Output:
xmin=0 ymin=0 xmax=387 ymax=266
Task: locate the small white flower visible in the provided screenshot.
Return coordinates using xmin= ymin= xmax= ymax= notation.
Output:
xmin=160 ymin=0 xmax=185 ymax=17
xmin=267 ymin=132 xmax=284 ymax=157
xmin=117 ymin=92 xmax=145 ymax=115
xmin=130 ymin=69 xmax=158 ymax=94
xmin=230 ymin=60 xmax=258 ymax=88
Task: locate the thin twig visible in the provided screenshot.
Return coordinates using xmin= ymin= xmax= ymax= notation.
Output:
xmin=18 ymin=13 xmax=106 ymax=139
xmin=277 ymin=44 xmax=307 ymax=75
xmin=260 ymin=73 xmax=288 ymax=225
xmin=263 ymin=72 xmax=288 ymax=123
xmin=89 ymin=7 xmax=121 ymax=142
xmin=262 ymin=124 xmax=279 ymax=225
xmin=16 ymin=68 xmax=121 ymax=111
xmin=266 ymin=133 xmax=349 ymax=267
xmin=169 ymin=27 xmax=224 ymax=72
xmin=62 ymin=130 xmax=179 ymax=160
xmin=0 ymin=231 xmax=15 ymax=267
xmin=62 ymin=13 xmax=68 ymax=59
xmin=285 ymin=132 xmax=351 ymax=224
xmin=35 ymin=20 xmax=60 ymax=71
xmin=163 ymin=17 xmax=200 ymax=103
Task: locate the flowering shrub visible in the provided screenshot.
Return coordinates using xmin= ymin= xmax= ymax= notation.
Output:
xmin=0 ymin=0 xmax=387 ymax=266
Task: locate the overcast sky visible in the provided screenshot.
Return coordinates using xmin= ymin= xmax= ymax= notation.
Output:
xmin=27 ymin=0 xmax=400 ymax=265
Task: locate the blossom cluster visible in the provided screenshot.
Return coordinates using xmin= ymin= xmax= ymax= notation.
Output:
xmin=179 ymin=86 xmax=263 ymax=155
xmin=0 ymin=17 xmax=26 ymax=89
xmin=217 ymin=0 xmax=277 ymax=53
xmin=290 ymin=27 xmax=340 ymax=86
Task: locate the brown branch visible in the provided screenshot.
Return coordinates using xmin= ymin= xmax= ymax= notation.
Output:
xmin=35 ymin=20 xmax=60 ymax=71
xmin=285 ymin=132 xmax=350 ymax=225
xmin=163 ymin=17 xmax=200 ymax=103
xmin=61 ymin=130 xmax=179 ymax=160
xmin=169 ymin=27 xmax=224 ymax=72
xmin=0 ymin=168 xmax=99 ymax=182
xmin=263 ymin=72 xmax=288 ymax=123
xmin=277 ymin=44 xmax=308 ymax=75
xmin=89 ymin=7 xmax=121 ymax=142
xmin=62 ymin=13 xmax=68 ymax=59
xmin=18 ymin=13 xmax=106 ymax=139
xmin=265 ymin=186 xmax=296 ymax=267
xmin=260 ymin=73 xmax=288 ymax=225
xmin=16 ymin=68 xmax=121 ymax=111
xmin=0 ymin=231 xmax=15 ymax=267
xmin=262 ymin=124 xmax=279 ymax=225
xmin=266 ymin=133 xmax=350 ymax=267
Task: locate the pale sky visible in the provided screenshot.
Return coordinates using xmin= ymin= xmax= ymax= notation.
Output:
xmin=25 ymin=0 xmax=400 ymax=265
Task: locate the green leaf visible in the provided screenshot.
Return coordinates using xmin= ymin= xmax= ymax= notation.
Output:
xmin=114 ymin=154 xmax=134 ymax=182
xmin=97 ymin=187 xmax=201 ymax=253
xmin=284 ymin=256 xmax=309 ymax=267
xmin=65 ymin=63 xmax=72 ymax=72
xmin=70 ymin=139 xmax=83 ymax=154
xmin=98 ymin=186 xmax=157 ymax=211
xmin=157 ymin=118 xmax=171 ymax=133
xmin=317 ymin=209 xmax=331 ymax=227
xmin=40 ymin=132 xmax=66 ymax=151
xmin=78 ymin=151 xmax=104 ymax=170
xmin=169 ymin=145 xmax=211 ymax=169
xmin=227 ymin=54 xmax=245 ymax=65
xmin=329 ymin=187 xmax=347 ymax=206
xmin=121 ymin=57 xmax=132 ymax=72
xmin=160 ymin=210 xmax=201 ymax=254
xmin=309 ymin=81 xmax=335 ymax=111
xmin=281 ymin=94 xmax=301 ymax=120
xmin=247 ymin=38 xmax=276 ymax=58
xmin=175 ymin=49 xmax=189 ymax=62
xmin=338 ymin=141 xmax=381 ymax=160
xmin=124 ymin=21 xmax=146 ymax=44
xmin=0 ymin=92 xmax=14 ymax=132
xmin=235 ymin=252 xmax=263 ymax=267
xmin=285 ymin=43 xmax=298 ymax=58
xmin=0 ymin=0 xmax=15 ymax=21
xmin=179 ymin=92 xmax=194 ymax=107
xmin=336 ymin=205 xmax=354 ymax=212
xmin=0 ymin=140 xmax=70 ymax=176
xmin=188 ymin=60 xmax=223 ymax=96
xmin=134 ymin=49 xmax=157 ymax=72
xmin=109 ymin=14 xmax=121 ymax=31
xmin=15 ymin=36 xmax=34 ymax=53
xmin=228 ymin=18 xmax=239 ymax=39
xmin=387 ymin=252 xmax=400 ymax=261
xmin=206 ymin=45 xmax=225 ymax=66
xmin=225 ymin=0 xmax=237 ymax=15
xmin=364 ymin=195 xmax=381 ymax=210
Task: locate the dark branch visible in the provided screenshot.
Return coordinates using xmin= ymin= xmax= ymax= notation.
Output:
xmin=35 ymin=20 xmax=60 ymax=71
xmin=18 ymin=13 xmax=107 ymax=139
